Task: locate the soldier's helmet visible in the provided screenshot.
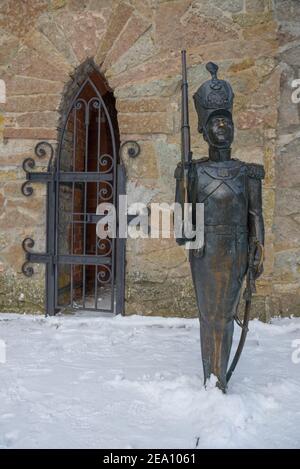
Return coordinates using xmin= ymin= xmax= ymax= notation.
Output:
xmin=193 ymin=62 xmax=234 ymax=134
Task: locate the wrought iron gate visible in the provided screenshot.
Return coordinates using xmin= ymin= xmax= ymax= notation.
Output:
xmin=20 ymin=76 xmax=137 ymax=316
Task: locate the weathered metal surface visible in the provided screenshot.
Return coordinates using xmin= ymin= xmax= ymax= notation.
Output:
xmin=175 ymin=57 xmax=265 ymax=392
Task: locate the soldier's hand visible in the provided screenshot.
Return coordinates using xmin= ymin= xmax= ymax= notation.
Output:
xmin=176 ymin=237 xmax=187 ymax=246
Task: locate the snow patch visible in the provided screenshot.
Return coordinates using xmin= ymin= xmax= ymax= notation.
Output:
xmin=0 ymin=313 xmax=300 ymax=448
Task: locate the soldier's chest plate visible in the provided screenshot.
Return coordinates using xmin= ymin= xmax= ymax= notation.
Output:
xmin=196 ymin=163 xmax=247 ymax=204
xmin=196 ymin=162 xmax=248 ymax=225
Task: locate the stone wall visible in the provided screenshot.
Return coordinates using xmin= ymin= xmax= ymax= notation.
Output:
xmin=0 ymin=0 xmax=298 ymax=318
xmin=272 ymin=0 xmax=300 ymax=317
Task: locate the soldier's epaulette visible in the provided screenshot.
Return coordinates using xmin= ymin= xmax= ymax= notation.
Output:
xmin=174 ymin=157 xmax=209 ymax=179
xmin=246 ymin=163 xmax=265 ymax=180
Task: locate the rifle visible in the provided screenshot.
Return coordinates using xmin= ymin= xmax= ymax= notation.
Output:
xmin=226 ymin=238 xmax=264 ymax=382
xmin=180 ymin=50 xmax=193 ymax=240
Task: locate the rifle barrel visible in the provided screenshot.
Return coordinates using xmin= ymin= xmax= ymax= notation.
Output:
xmin=181 ymin=50 xmax=191 ymax=166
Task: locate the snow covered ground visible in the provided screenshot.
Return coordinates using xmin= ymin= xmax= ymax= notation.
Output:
xmin=0 ymin=312 xmax=300 ymax=449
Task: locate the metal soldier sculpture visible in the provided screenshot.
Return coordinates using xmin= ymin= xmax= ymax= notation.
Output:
xmin=175 ymin=52 xmax=264 ymax=392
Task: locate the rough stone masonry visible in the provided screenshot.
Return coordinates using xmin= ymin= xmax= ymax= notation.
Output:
xmin=0 ymin=0 xmax=299 ymax=319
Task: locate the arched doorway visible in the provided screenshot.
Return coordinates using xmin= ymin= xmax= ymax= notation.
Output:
xmin=21 ymin=61 xmax=125 ymax=316
xmin=56 ymin=64 xmax=121 ymax=314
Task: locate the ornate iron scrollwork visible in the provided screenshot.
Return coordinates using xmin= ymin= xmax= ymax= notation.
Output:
xmin=21 ymin=237 xmax=35 ymax=277
xmin=97 ymin=238 xmax=112 ymax=257
xmin=98 ymin=154 xmax=113 ymax=173
xmin=35 ymin=141 xmax=55 ymax=171
xmin=92 ymin=98 xmax=100 ymax=110
xmin=22 ymin=157 xmax=36 ymax=172
xmin=98 ymin=181 xmax=113 ymax=201
xmin=22 ymin=262 xmax=34 ymax=277
xmin=21 ymin=158 xmax=37 ymax=196
xmin=97 ymin=265 xmax=112 ymax=284
xmin=21 ymin=141 xmax=55 ymax=196
xmin=120 ymin=140 xmax=140 ymax=159
xmin=21 ymin=141 xmax=55 ymax=277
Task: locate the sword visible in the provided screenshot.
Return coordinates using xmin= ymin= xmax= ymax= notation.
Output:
xmin=226 ymin=239 xmax=264 ymax=383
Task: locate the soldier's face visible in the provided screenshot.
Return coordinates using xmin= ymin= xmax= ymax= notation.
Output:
xmin=206 ymin=115 xmax=234 ymax=147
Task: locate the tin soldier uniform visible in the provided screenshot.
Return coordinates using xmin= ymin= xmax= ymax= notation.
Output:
xmin=175 ymin=61 xmax=265 ymax=392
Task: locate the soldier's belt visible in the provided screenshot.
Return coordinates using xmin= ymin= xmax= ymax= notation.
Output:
xmin=204 ymin=224 xmax=248 ymax=235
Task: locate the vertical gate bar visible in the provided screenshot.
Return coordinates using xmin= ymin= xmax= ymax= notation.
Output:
xmin=82 ymin=192 xmax=87 ymax=307
xmin=70 ymin=107 xmax=77 ymax=308
xmin=107 ymin=120 xmax=117 ymax=314
xmin=115 ymin=164 xmax=126 ymax=315
xmin=95 ymin=102 xmax=101 ymax=309
xmin=94 ymin=261 xmax=97 ymax=309
xmin=70 ymin=206 xmax=74 ymax=307
xmin=45 ymin=175 xmax=50 ymax=315
xmin=54 ymin=147 xmax=59 ymax=310
xmin=45 ymin=173 xmax=56 ymax=316
xmin=70 ymin=188 xmax=75 ymax=307
xmin=82 ymin=103 xmax=89 ymax=309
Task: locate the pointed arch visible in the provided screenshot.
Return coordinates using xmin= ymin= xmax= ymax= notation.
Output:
xmin=51 ymin=58 xmax=121 ymax=314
